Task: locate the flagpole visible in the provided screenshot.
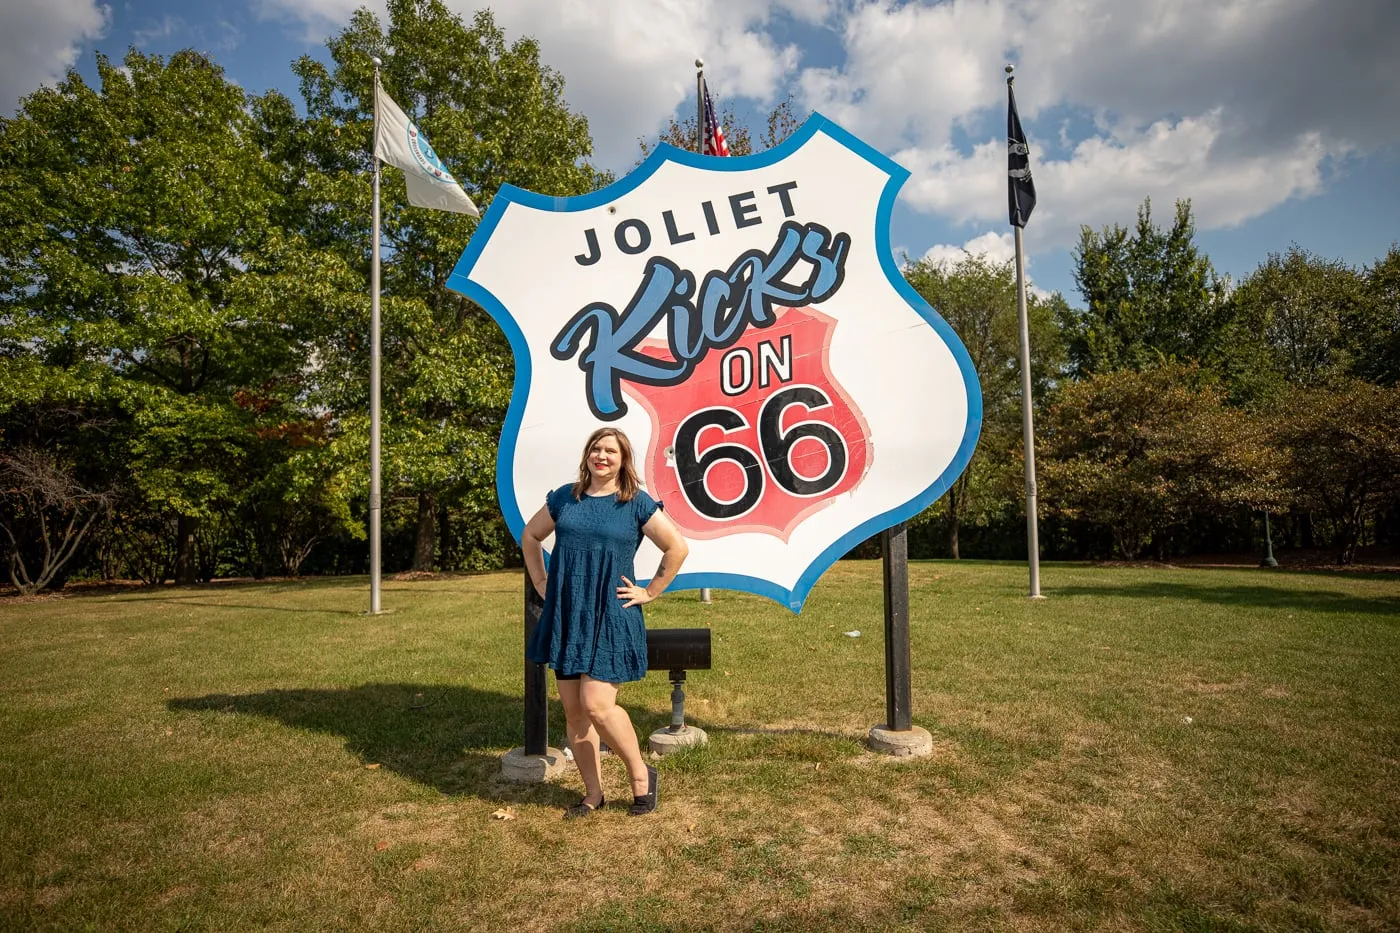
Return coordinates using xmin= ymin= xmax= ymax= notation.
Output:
xmin=696 ymin=59 xmax=705 ymax=154
xmin=369 ymin=57 xmax=385 ymax=614
xmin=1007 ymin=64 xmax=1043 ymax=599
xmin=696 ymin=57 xmax=711 ymax=606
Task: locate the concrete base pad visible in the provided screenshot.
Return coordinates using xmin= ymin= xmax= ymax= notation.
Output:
xmin=500 ymin=746 xmax=568 ymax=783
xmin=648 ymin=725 xmax=709 ymax=756
xmin=867 ymin=724 xmax=934 ymax=757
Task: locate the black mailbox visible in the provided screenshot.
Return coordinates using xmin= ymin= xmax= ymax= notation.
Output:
xmin=646 ymin=627 xmax=711 ymax=673
xmin=644 ymin=627 xmax=711 ymax=736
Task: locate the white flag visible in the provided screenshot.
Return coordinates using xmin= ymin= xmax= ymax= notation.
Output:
xmin=374 ymin=83 xmax=479 ymax=217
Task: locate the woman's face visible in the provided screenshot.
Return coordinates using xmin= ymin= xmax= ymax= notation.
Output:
xmin=587 ymin=434 xmax=623 ymax=483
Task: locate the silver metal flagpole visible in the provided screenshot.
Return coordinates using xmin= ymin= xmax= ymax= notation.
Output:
xmin=696 ymin=57 xmax=711 ymax=606
xmin=369 ymin=57 xmax=385 ymax=614
xmin=1007 ymin=64 xmax=1043 ymax=600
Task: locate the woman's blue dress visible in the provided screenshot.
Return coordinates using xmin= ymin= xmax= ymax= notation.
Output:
xmin=525 ymin=485 xmax=662 ymax=684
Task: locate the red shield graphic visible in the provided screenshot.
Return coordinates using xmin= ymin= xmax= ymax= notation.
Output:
xmin=622 ymin=307 xmax=871 ymax=541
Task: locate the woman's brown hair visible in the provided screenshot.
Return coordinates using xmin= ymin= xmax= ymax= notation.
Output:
xmin=572 ymin=427 xmax=641 ymax=502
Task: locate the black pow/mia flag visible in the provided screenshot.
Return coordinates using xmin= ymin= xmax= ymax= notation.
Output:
xmin=1007 ymin=82 xmax=1036 ymax=228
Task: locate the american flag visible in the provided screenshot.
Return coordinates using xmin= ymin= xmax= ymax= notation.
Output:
xmin=702 ymin=79 xmax=730 ymax=156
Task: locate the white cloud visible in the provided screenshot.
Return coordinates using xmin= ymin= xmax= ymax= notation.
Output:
xmin=245 ymin=0 xmax=1399 ymax=245
xmin=0 ymin=0 xmax=108 ymax=114
xmin=253 ymin=0 xmax=809 ymax=167
xmin=922 ymin=231 xmax=1015 ymax=268
xmin=807 ymin=0 xmax=1398 ymax=244
xmin=132 ymin=14 xmax=180 ymax=48
xmin=898 ymin=108 xmax=1336 ymax=247
xmin=800 ymin=0 xmax=1008 ymax=149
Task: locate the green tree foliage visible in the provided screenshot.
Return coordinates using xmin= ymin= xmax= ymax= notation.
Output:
xmin=1272 ymin=380 xmax=1400 ymax=563
xmin=1224 ymin=246 xmax=1369 ymax=396
xmin=1040 ymin=364 xmax=1283 ymax=559
xmin=637 ymin=94 xmax=802 ymax=161
xmin=1357 ymin=246 xmax=1400 ymax=386
xmin=1065 ymin=199 xmax=1225 ymax=378
xmin=0 ymin=49 xmax=361 ymax=583
xmin=903 ymin=254 xmax=1065 ymax=557
xmin=292 ymin=0 xmax=602 ymax=571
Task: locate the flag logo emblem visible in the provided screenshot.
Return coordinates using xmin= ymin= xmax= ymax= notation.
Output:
xmin=407 ymin=124 xmax=457 ymax=185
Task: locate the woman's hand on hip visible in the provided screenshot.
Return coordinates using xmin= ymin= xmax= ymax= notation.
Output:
xmin=617 ymin=576 xmax=654 ymax=608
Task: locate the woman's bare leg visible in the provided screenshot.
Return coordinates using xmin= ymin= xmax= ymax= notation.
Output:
xmin=578 ymin=676 xmax=650 ymax=797
xmin=557 ymin=678 xmax=603 ymax=806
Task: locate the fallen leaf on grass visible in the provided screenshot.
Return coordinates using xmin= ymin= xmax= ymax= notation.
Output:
xmin=375 ymin=840 xmax=389 ymax=851
xmin=687 ymin=822 xmax=697 ymax=833
xmin=364 ymin=763 xmax=381 ymax=770
xmin=491 ymin=808 xmax=516 ymax=821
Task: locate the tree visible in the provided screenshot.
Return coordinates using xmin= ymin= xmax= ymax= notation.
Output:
xmin=1272 ymin=380 xmax=1400 ymax=563
xmin=903 ymin=254 xmax=1066 ymax=557
xmin=0 ymin=388 xmax=123 ymax=594
xmin=1225 ymin=246 xmax=1369 ymax=395
xmin=637 ymin=94 xmax=802 ymax=161
xmin=0 ymin=49 xmax=358 ymax=583
xmin=1355 ymin=245 xmax=1400 ymax=387
xmin=292 ymin=0 xmax=603 ymax=571
xmin=1065 ymin=199 xmax=1225 ymax=379
xmin=1040 ymin=364 xmax=1283 ymax=559
xmin=0 ymin=447 xmax=112 ymax=595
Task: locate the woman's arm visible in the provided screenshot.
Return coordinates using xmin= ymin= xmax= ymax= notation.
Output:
xmin=521 ymin=506 xmax=555 ymax=599
xmin=618 ymin=510 xmax=690 ymax=608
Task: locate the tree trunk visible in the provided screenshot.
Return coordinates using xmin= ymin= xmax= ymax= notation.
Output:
xmin=412 ymin=492 xmax=436 ymax=572
xmin=174 ymin=514 xmax=199 ymax=585
xmin=438 ymin=502 xmax=452 ymax=571
xmin=947 ymin=500 xmax=960 ymax=560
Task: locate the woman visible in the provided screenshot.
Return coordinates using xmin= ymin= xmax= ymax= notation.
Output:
xmin=522 ymin=427 xmax=689 ymax=817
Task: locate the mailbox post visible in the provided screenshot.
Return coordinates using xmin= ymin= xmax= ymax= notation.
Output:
xmin=645 ymin=627 xmax=712 ymax=756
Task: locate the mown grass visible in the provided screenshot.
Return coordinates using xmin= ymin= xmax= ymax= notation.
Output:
xmin=1 ymin=561 xmax=1397 ymax=931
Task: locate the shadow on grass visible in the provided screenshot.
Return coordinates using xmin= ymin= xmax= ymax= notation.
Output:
xmin=1054 ymin=581 xmax=1400 ymax=617
xmin=102 ymin=596 xmax=363 ymax=616
xmin=167 ymin=682 xmax=575 ymax=806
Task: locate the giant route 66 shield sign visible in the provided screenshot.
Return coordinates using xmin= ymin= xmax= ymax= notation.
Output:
xmin=447 ymin=115 xmax=981 ymax=612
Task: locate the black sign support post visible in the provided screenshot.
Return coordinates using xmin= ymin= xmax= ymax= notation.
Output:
xmin=870 ymin=521 xmax=931 ymax=755
xmin=523 ymin=575 xmax=548 ymax=756
xmin=882 ymin=523 xmax=912 ymax=731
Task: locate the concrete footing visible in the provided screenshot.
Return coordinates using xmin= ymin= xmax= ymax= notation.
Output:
xmin=867 ymin=724 xmax=933 ymax=757
xmin=648 ymin=725 xmax=708 ymax=756
xmin=500 ymin=746 xmax=568 ymax=783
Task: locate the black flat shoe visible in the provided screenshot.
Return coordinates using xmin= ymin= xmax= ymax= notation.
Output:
xmin=564 ymin=796 xmax=604 ymax=819
xmin=628 ymin=766 xmax=658 ymax=816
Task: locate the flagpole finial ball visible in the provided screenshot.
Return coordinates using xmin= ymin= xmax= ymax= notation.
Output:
xmin=1004 ymin=63 xmax=1014 ymax=75
xmin=696 ymin=58 xmax=704 ymax=69
xmin=372 ymin=56 xmax=382 ymax=67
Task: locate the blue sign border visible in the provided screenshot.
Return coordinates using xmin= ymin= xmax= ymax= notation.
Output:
xmin=446 ymin=113 xmax=983 ymax=612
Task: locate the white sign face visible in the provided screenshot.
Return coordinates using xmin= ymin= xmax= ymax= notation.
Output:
xmin=448 ymin=115 xmax=981 ymax=612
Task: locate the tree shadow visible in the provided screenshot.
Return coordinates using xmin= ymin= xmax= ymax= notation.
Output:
xmin=106 ymin=595 xmax=363 ymax=616
xmin=1054 ymin=581 xmax=1400 ymax=617
xmin=167 ymin=682 xmax=577 ymax=805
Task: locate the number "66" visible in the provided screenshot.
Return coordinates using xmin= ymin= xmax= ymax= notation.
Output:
xmin=672 ymin=385 xmax=849 ymax=520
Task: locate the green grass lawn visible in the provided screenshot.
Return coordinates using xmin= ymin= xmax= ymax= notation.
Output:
xmin=2 ymin=561 xmax=1398 ymax=931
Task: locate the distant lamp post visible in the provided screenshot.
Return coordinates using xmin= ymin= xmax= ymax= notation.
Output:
xmin=1260 ymin=512 xmax=1279 ymax=568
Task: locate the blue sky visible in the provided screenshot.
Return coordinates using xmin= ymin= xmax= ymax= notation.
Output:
xmin=4 ymin=0 xmax=1398 ymax=303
